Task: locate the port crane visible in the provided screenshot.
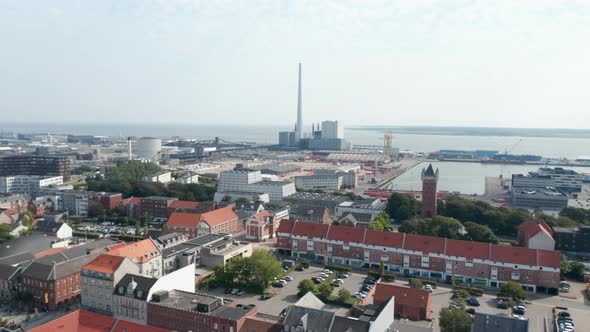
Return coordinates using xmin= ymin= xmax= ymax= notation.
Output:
xmin=503 ymin=139 xmax=522 ymax=155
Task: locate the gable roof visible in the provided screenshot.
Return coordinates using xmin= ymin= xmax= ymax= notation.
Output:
xmin=490 ymin=245 xmax=537 ymax=266
xmin=537 ymin=249 xmax=561 ymax=268
xmin=276 ymin=219 xmax=296 ymax=233
xmin=293 ymin=205 xmax=328 ymax=219
xmin=83 ymin=254 xmax=126 ymax=274
xmin=327 ymin=225 xmax=365 ymax=244
xmin=292 ymin=221 xmax=330 ymax=239
xmin=115 ymin=273 xmax=158 ymax=301
xmin=403 ymin=233 xmax=446 ymax=255
xmin=519 ymin=219 xmax=554 ymax=241
xmin=169 ymin=200 xmax=200 ymax=210
xmin=283 ymin=306 xmax=335 ymax=332
xmin=363 ymin=229 xmax=404 ymax=247
xmin=166 ymin=206 xmax=238 ymax=228
xmin=34 ymin=220 xmax=66 ymax=233
xmin=109 ymin=239 xmax=160 ymax=264
xmin=473 ymin=312 xmax=528 ymax=332
xmin=373 ymin=283 xmax=431 ymax=309
xmin=445 ymin=239 xmax=490 ymax=260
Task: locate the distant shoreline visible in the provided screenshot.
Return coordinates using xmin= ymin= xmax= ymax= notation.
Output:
xmin=349 ymin=126 xmax=590 ymax=139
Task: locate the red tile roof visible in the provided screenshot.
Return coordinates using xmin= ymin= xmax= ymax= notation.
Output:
xmin=110 ymin=239 xmax=160 ymax=264
xmin=108 ymin=242 xmax=127 ymax=251
xmin=112 ymin=319 xmax=170 ymax=332
xmin=445 ymin=239 xmax=490 ymax=260
xmin=166 ymin=206 xmax=238 ymax=228
xmin=292 ymin=221 xmax=330 ymax=239
xmin=363 ymin=229 xmax=404 ymax=247
xmin=491 ymin=245 xmax=537 ymax=266
xmin=373 ymin=283 xmax=431 ymax=310
xmin=520 ymin=220 xmax=554 ymax=242
xmin=327 ymin=225 xmax=365 ymax=243
xmin=121 ymin=197 xmax=141 ymax=207
xmin=537 ymin=249 xmax=561 ymax=268
xmin=35 ymin=247 xmax=68 ymax=258
xmin=27 ymin=310 xmax=117 ymax=332
xmin=83 ymin=254 xmax=126 ymax=274
xmin=276 ymin=219 xmax=296 ymax=233
xmin=0 ymin=209 xmax=18 ymax=216
xmin=169 ymin=200 xmax=200 ymax=210
xmin=403 ymin=233 xmax=445 ymax=255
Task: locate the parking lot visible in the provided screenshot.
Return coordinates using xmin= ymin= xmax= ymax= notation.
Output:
xmin=205 ymin=266 xmax=367 ymax=317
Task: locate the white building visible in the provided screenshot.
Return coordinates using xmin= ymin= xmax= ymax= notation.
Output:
xmin=217 ymin=169 xmax=296 ymax=201
xmin=0 ymin=175 xmax=63 ymax=195
xmin=537 ymin=167 xmax=583 ymax=192
xmin=141 ymin=172 xmax=172 ymax=184
xmin=294 ymin=174 xmax=343 ymax=191
xmin=335 ymin=198 xmax=387 ymax=219
xmin=137 ymin=137 xmax=162 ymax=162
xmin=175 ymin=173 xmax=199 ymax=184
xmin=314 ymin=168 xmax=358 ymax=188
xmin=321 ymin=120 xmax=344 ymax=139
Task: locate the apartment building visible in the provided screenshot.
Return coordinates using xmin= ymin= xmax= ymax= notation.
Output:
xmin=165 ymin=205 xmax=242 ymax=238
xmin=217 ymin=169 xmax=296 ymax=201
xmin=277 ymin=220 xmax=561 ymax=293
xmin=0 ymin=175 xmax=63 ymax=195
xmin=140 ymin=196 xmax=177 ymax=220
xmin=0 ymin=155 xmax=70 ymax=181
xmin=109 ymin=239 xmax=163 ymax=278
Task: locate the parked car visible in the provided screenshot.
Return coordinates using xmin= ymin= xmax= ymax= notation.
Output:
xmin=467 ymin=297 xmax=480 ymax=306
xmin=512 ymin=306 xmax=525 ymax=315
xmin=337 ymin=272 xmax=348 ymax=278
xmin=295 ymin=265 xmax=305 ymax=272
xmin=497 ymin=300 xmax=509 ymax=309
xmin=331 ymin=280 xmax=342 ymax=287
xmin=225 ymin=288 xmax=233 ymax=294
xmin=231 ymin=289 xmax=239 ymax=295
xmin=422 ymin=285 xmax=433 ymax=292
xmin=272 ymin=282 xmax=284 ymax=288
xmin=259 ymin=294 xmax=273 ymax=300
xmin=511 ymin=314 xmax=525 ymax=320
xmin=284 ymin=276 xmax=294 ymax=281
xmin=236 ymin=290 xmax=245 ymax=296
xmin=323 ymin=269 xmax=333 ymax=274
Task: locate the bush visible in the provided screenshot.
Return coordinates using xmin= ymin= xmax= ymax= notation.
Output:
xmin=298 ymin=279 xmax=316 ymax=297
xmin=409 ymin=278 xmax=423 ymax=289
xmin=453 ymin=285 xmax=484 ymax=296
xmin=325 ymin=264 xmax=352 ymax=273
xmin=500 ymin=281 xmax=526 ymax=299
xmin=315 ymin=283 xmax=333 ymax=301
xmin=409 ymin=278 xmax=437 ymax=288
xmin=337 ymin=289 xmax=352 ymax=304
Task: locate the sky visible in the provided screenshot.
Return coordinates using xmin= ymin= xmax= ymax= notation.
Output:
xmin=1 ymin=0 xmax=590 ymax=129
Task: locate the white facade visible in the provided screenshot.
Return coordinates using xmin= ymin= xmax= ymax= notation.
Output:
xmin=0 ymin=175 xmax=63 ymax=195
xmin=314 ymin=169 xmax=358 ymax=188
xmin=527 ymin=232 xmax=555 ymax=251
xmin=141 ymin=172 xmax=172 ymax=184
xmin=217 ymin=170 xmax=295 ymax=201
xmin=175 ymin=173 xmax=199 ymax=184
xmin=137 ymin=137 xmax=162 ymax=162
xmin=321 ymin=120 xmax=344 ymax=139
xmin=56 ymin=223 xmax=73 ymax=239
xmin=294 ymin=175 xmax=343 ymax=191
xmin=538 ymin=167 xmax=582 ymax=192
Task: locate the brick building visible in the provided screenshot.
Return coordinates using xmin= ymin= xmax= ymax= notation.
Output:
xmin=372 ymin=283 xmax=432 ymax=320
xmin=290 ymin=205 xmax=330 ymax=224
xmin=140 ymin=196 xmax=177 ymax=220
xmin=166 ymin=205 xmax=242 ymax=238
xmin=95 ymin=192 xmax=123 ymax=212
xmin=420 ymin=164 xmax=438 ymax=218
xmin=517 ymin=219 xmax=555 ymax=250
xmin=147 ymin=290 xmax=257 ymax=332
xmin=277 ymin=220 xmax=561 ymax=293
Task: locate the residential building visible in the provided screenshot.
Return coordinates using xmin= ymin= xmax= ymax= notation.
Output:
xmin=142 ymin=172 xmax=172 ymax=184
xmin=167 ymin=200 xmax=218 ymax=217
xmin=113 ymin=265 xmax=195 ymax=324
xmin=34 ymin=219 xmax=72 ymax=239
xmin=200 ymin=237 xmax=253 ymax=267
xmin=147 ymin=290 xmax=257 ymax=332
xmin=165 ymin=205 xmax=242 ymax=238
xmin=372 ymin=283 xmax=432 ymax=320
xmin=0 ymin=194 xmax=29 ymax=211
xmin=553 ymin=226 xmax=590 ymax=254
xmin=160 ymin=233 xmax=225 ymax=274
xmin=119 ymin=197 xmax=141 ymax=219
xmin=81 ymin=254 xmax=139 ymax=315
xmin=0 ymin=155 xmax=70 ymax=181
xmin=0 ymin=264 xmax=23 ymax=304
xmin=517 ymin=219 xmax=555 ymax=250
xmin=294 ymin=174 xmax=343 ymax=191
xmin=511 ymin=186 xmax=568 ymax=211
xmin=245 ymin=210 xmax=290 ymax=241
xmin=421 ymin=164 xmax=438 ymax=218
xmin=24 ymin=309 xmax=170 ymax=332
xmin=140 ymin=196 xmax=177 ymax=220
xmin=0 ymin=175 xmax=63 ymax=195
xmin=19 ymin=238 xmax=119 ymax=311
xmin=175 ymin=172 xmax=199 ymax=184
xmin=153 ymin=232 xmax=189 ymax=249
xmin=277 ymin=220 xmax=561 ymax=293
xmin=216 ymin=169 xmax=296 ymax=201
xmin=95 ymin=192 xmax=123 ymax=212
xmin=0 ymin=208 xmax=18 ymax=224
xmin=109 ymin=239 xmax=163 ymax=278
xmin=290 ymin=205 xmax=330 ymax=224
xmin=473 ymin=312 xmax=529 ymax=332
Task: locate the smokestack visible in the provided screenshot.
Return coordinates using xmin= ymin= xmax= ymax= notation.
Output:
xmin=127 ymin=137 xmax=132 ymax=160
xmin=295 ymin=63 xmax=302 ymax=143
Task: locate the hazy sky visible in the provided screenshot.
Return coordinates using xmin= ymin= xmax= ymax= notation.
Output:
xmin=1 ymin=0 xmax=590 ymax=129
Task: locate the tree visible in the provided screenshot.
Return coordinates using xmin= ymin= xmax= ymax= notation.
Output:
xmin=567 ymin=261 xmax=586 ymax=281
xmin=337 ymin=288 xmax=351 ymax=304
xmin=106 ymin=160 xmax=162 ymax=181
xmin=315 ymin=283 xmax=333 ymax=301
xmin=409 ymin=278 xmax=423 ymax=289
xmin=298 ymin=279 xmax=316 ymax=297
xmin=500 ymin=281 xmax=526 ymax=300
xmin=0 ymin=224 xmax=15 ymax=243
xmin=560 ymin=207 xmax=589 ymax=224
xmin=368 ymin=212 xmax=391 ymax=231
xmin=462 ymin=222 xmax=498 ymax=244
xmin=439 ymin=307 xmax=473 ymax=332
xmin=248 ymin=250 xmax=283 ymax=291
xmin=399 ymin=216 xmax=463 ymax=239
xmin=386 ymin=193 xmax=420 ymax=222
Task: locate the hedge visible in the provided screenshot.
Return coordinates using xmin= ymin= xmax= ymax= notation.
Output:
xmin=324 ymin=264 xmax=352 ymax=273
xmin=408 ymin=278 xmax=438 ymax=288
xmin=454 ymin=285 xmax=484 ymax=296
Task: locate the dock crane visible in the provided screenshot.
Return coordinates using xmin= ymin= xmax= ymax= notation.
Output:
xmin=503 ymin=139 xmax=522 ymax=155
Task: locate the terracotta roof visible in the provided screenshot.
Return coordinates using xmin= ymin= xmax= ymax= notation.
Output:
xmin=109 ymin=239 xmax=160 ymax=264
xmin=169 ymin=200 xmax=200 ymax=210
xmin=491 ymin=245 xmax=537 ymax=266
xmin=327 ymin=225 xmax=365 ymax=243
xmin=292 ymin=221 xmax=330 ymax=239
xmin=27 ymin=309 xmax=117 ymax=332
xmin=166 ymin=206 xmax=238 ymax=229
xmin=83 ymin=254 xmax=126 ymax=274
xmin=112 ymin=319 xmax=170 ymax=332
xmin=519 ymin=220 xmax=554 ymax=241
xmin=34 ymin=247 xmax=68 ymax=258
xmin=120 ymin=197 xmax=141 ymax=207
xmin=537 ymin=249 xmax=561 ymax=268
xmin=445 ymin=239 xmax=490 ymax=260
xmin=363 ymin=229 xmax=404 ymax=247
xmin=373 ymin=283 xmax=431 ymax=309
xmin=254 ymin=210 xmax=273 ymax=221
xmin=0 ymin=209 xmax=18 ymax=216
xmin=276 ymin=219 xmax=296 ymax=233
xmin=403 ymin=233 xmax=446 ymax=255
xmin=108 ymin=242 xmax=127 ymax=251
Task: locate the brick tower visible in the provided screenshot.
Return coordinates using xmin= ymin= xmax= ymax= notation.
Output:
xmin=421 ymin=164 xmax=439 ymax=218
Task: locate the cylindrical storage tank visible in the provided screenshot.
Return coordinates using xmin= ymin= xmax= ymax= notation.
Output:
xmin=137 ymin=137 xmax=162 ymax=161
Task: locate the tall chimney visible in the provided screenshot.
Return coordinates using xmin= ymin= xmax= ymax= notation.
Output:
xmin=127 ymin=137 xmax=132 ymax=160
xmin=295 ymin=63 xmax=303 ymax=143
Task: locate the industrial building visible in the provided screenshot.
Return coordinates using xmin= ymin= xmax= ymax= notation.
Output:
xmin=535 ymin=167 xmax=582 ymax=192
xmin=216 ymin=169 xmax=296 ymax=201
xmin=294 ymin=174 xmax=343 ymax=191
xmin=137 ymin=137 xmax=162 ymax=163
xmin=511 ymin=186 xmax=568 ymax=211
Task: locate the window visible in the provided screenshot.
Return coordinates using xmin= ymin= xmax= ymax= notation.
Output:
xmin=421 ymin=256 xmax=430 ymax=268
xmin=465 ymin=260 xmax=473 ymax=268
xmin=511 ymin=272 xmax=520 ymax=280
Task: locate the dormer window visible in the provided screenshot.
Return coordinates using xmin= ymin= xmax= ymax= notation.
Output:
xmin=118 ymin=287 xmax=124 ymax=294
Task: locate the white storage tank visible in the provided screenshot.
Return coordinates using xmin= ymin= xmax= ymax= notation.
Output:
xmin=137 ymin=137 xmax=162 ymax=162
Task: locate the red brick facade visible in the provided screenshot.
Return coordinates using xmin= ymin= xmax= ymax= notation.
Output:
xmin=20 ymin=273 xmax=82 ymax=311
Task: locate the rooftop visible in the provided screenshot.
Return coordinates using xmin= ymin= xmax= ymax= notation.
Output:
xmin=83 ymin=254 xmax=126 ymax=274
xmin=166 ymin=206 xmax=238 ymax=228
xmin=109 ymin=239 xmax=160 ymax=264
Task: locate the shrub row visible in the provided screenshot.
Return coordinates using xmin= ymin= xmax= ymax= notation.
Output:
xmin=324 ymin=264 xmax=352 ymax=273
xmin=408 ymin=278 xmax=438 ymax=288
xmin=454 ymin=285 xmax=484 ymax=296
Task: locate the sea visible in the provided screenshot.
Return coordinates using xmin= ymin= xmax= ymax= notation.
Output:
xmin=4 ymin=123 xmax=590 ymax=194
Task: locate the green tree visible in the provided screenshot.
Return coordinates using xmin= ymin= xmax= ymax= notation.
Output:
xmin=315 ymin=283 xmax=333 ymax=301
xmin=567 ymin=262 xmax=586 ymax=281
xmin=0 ymin=224 xmax=15 ymax=243
xmin=298 ymin=279 xmax=316 ymax=297
xmin=560 ymin=255 xmax=571 ymax=279
xmin=500 ymin=281 xmax=526 ymax=300
xmin=106 ymin=160 xmax=162 ymax=181
xmin=248 ymin=250 xmax=283 ymax=291
xmin=439 ymin=307 xmax=472 ymax=332
xmin=409 ymin=278 xmax=423 ymax=289
xmin=386 ymin=193 xmax=420 ymax=222
xmin=560 ymin=207 xmax=589 ymax=224
xmin=462 ymin=222 xmax=498 ymax=243
xmin=337 ymin=288 xmax=351 ymax=304
xmin=399 ymin=216 xmax=463 ymax=239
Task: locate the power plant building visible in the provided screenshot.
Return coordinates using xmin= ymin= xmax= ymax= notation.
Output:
xmin=137 ymin=137 xmax=162 ymax=162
